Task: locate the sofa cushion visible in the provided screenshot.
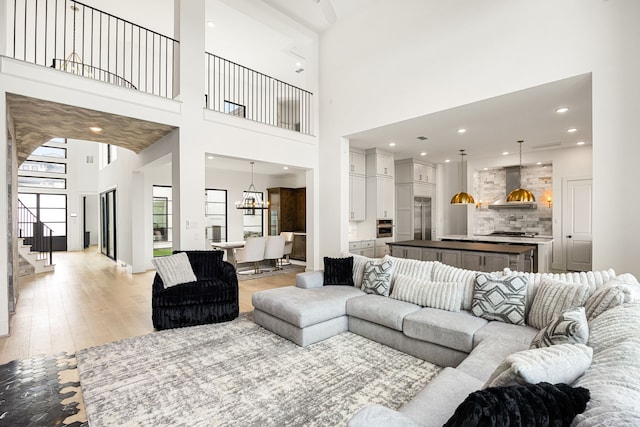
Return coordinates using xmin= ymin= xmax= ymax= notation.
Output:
xmin=530 ymin=306 xmax=589 ymax=348
xmin=348 ymin=404 xmax=423 ymax=427
xmin=473 ymin=321 xmax=539 ymax=347
xmin=152 ymin=252 xmax=197 ymax=288
xmin=443 ymin=382 xmax=590 ymax=427
xmin=390 ymin=274 xmax=463 ymax=312
xmin=456 ymin=337 xmax=530 ymax=382
xmin=484 ymin=343 xmax=593 ymax=388
xmin=323 ymin=256 xmax=354 ymax=286
xmin=251 ymin=285 xmax=364 ymax=328
xmin=471 ymin=273 xmax=527 ymax=325
xmin=346 ymin=294 xmax=420 ymax=331
xmin=361 ymin=259 xmax=394 ymax=296
xmin=403 ymin=308 xmax=488 ymax=353
xmin=383 ymin=255 xmax=436 ymax=290
xmin=400 ymin=367 xmax=483 ymax=427
xmin=527 ymin=277 xmax=590 ymax=329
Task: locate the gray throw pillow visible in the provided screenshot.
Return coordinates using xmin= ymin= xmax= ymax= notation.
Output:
xmin=530 ymin=306 xmax=589 ymax=348
xmin=151 ymin=252 xmax=197 ymax=288
xmin=484 ymin=343 xmax=593 ymax=388
xmin=471 ymin=273 xmax=527 ymax=325
xmin=528 ymin=277 xmax=590 ymax=329
xmin=361 ymin=259 xmax=394 ymax=296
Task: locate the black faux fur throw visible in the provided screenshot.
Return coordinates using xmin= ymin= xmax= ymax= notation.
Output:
xmin=443 ymin=382 xmax=590 ymax=427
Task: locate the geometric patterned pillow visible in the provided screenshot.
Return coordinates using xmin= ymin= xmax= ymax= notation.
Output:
xmin=361 ymin=259 xmax=394 ymax=296
xmin=530 ymin=306 xmax=589 ymax=348
xmin=527 ymin=277 xmax=590 ymax=329
xmin=471 ymin=273 xmax=528 ymax=325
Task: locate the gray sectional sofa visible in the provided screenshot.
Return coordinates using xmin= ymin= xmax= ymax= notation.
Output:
xmin=251 ymin=254 xmax=640 ymax=426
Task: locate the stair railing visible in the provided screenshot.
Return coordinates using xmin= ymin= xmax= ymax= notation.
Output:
xmin=17 ymin=199 xmax=53 ymax=266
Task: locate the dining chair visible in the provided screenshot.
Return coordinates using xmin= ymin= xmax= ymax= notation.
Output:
xmin=235 ymin=236 xmax=266 ymax=274
xmin=280 ymin=232 xmax=294 ymax=265
xmin=264 ymin=235 xmax=286 ymax=270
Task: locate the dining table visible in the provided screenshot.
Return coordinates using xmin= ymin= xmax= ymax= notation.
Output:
xmin=211 ymin=241 xmax=245 ymax=266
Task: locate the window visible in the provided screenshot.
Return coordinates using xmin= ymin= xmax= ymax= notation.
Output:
xmin=31 ymin=146 xmax=67 ymax=158
xmin=19 ymin=160 xmax=66 ymax=174
xmin=152 ymin=186 xmax=172 ymax=257
xmin=242 ymin=191 xmax=264 ymax=239
xmin=205 ymin=189 xmax=227 ymax=245
xmin=100 ymin=144 xmax=118 ymax=168
xmin=48 ymin=137 xmax=66 ymax=144
xmin=17 ymin=193 xmax=67 ymax=250
xmin=18 ymin=176 xmax=66 ymax=189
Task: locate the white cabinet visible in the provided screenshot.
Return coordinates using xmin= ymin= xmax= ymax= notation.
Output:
xmin=413 ymin=163 xmax=434 ymax=183
xmin=349 ymin=151 xmax=366 ymax=176
xmin=395 ymin=159 xmax=435 ymax=184
xmin=349 ymin=175 xmax=366 ymax=221
xmin=366 ymin=150 xmax=394 ymax=178
xmin=349 ymin=240 xmax=375 ymax=257
xmin=376 ymin=177 xmax=394 ymax=219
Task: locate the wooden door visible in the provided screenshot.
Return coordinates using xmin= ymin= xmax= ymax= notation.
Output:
xmin=564 ymin=178 xmax=592 ymax=271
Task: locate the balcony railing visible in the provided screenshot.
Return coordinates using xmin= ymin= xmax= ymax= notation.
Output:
xmin=8 ymin=0 xmax=178 ymax=98
xmin=205 ymin=52 xmax=314 ymax=136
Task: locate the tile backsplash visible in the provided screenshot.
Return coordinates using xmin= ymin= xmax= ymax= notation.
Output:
xmin=472 ymin=164 xmax=553 ymax=236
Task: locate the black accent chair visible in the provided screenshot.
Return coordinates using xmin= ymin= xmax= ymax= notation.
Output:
xmin=152 ymin=250 xmax=239 ymax=330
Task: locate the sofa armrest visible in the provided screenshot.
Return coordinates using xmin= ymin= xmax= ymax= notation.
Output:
xmin=296 ymin=270 xmax=325 ymax=288
xmin=348 ymin=404 xmax=424 ymax=427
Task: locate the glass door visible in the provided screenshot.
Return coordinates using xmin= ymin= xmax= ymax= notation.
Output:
xmin=100 ymin=189 xmax=117 ymax=261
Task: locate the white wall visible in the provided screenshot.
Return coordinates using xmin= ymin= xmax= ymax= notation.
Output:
xmin=319 ymin=0 xmax=640 ymax=277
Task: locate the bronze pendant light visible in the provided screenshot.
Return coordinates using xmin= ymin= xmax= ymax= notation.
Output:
xmin=450 ymin=149 xmax=475 ymax=205
xmin=507 ymin=140 xmax=536 ymax=202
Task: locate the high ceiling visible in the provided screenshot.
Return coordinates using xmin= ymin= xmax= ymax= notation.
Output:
xmin=6 ymin=93 xmax=176 ymax=164
xmin=347 ymin=73 xmax=592 ymax=166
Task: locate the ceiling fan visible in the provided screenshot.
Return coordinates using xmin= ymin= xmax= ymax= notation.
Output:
xmin=312 ymin=0 xmax=337 ymax=24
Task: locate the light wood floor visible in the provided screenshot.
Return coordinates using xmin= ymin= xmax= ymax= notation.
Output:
xmin=0 ymin=247 xmax=296 ymax=365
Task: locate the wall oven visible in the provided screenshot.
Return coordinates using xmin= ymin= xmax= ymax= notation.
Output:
xmin=377 ymin=219 xmax=393 ymax=238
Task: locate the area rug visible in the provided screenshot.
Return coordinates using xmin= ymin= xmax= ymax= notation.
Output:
xmin=0 ymin=352 xmax=87 ymax=426
xmin=77 ymin=314 xmax=441 ymax=426
xmin=236 ymin=263 xmax=305 ymax=281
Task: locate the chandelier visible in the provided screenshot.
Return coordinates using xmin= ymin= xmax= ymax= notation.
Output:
xmin=235 ymin=162 xmax=269 ymax=210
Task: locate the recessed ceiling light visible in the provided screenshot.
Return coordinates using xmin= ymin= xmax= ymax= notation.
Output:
xmin=389 ymin=142 xmax=396 ymax=147
xmin=207 ymin=21 xmax=215 ymax=28
xmin=502 ymin=151 xmax=509 ymax=156
xmin=445 ymin=159 xmax=451 ymax=163
xmin=207 ymin=155 xmax=214 ymax=159
xmin=483 ymin=167 xmax=488 ymax=171
xmin=555 ymin=107 xmax=569 ymax=113
xmin=283 ymin=166 xmax=289 ymax=170
xmin=536 ymin=162 xmax=542 ymax=165
xmin=576 ymin=141 xmax=585 ymax=145
xmin=567 ymin=128 xmax=578 ymax=133
xmin=89 ymin=126 xmax=102 ymax=132
xmin=457 ymin=128 xmax=466 ymax=134
xmin=295 ymin=62 xmax=302 ymax=67
xmin=420 ymin=152 xmax=427 ymax=156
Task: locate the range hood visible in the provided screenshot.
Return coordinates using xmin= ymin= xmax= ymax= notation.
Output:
xmin=488 ymin=166 xmax=537 ymax=209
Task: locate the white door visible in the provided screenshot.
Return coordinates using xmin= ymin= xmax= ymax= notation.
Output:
xmin=563 ymin=178 xmax=592 ymax=271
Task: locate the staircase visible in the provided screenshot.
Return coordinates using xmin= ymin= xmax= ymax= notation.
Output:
xmin=18 ymin=238 xmax=54 ymax=274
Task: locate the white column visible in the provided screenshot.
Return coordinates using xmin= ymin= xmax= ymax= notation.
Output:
xmin=0 ymin=91 xmax=9 ymax=335
xmin=171 ymin=0 xmax=207 ymax=250
xmin=130 ymin=171 xmax=147 ymax=272
xmin=0 ymin=0 xmax=7 ymax=57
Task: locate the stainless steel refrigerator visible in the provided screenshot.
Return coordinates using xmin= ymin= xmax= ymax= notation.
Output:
xmin=414 ymin=197 xmax=432 ymax=240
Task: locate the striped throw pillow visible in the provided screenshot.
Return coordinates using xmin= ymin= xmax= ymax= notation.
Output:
xmin=527 ymin=277 xmax=590 ymax=329
xmin=584 ymin=284 xmax=632 ymax=321
xmin=152 ymin=252 xmax=197 ymax=288
xmin=390 ymin=274 xmax=463 ymax=312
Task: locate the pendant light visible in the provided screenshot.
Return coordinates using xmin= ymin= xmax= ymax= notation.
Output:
xmin=450 ymin=149 xmax=475 ymax=205
xmin=506 ymin=140 xmax=536 ymax=202
xmin=235 ymin=162 xmax=269 ymax=210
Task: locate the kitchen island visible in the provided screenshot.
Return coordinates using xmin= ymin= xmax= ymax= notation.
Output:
xmin=388 ymin=240 xmax=536 ymax=272
xmin=440 ymin=234 xmax=553 ymax=273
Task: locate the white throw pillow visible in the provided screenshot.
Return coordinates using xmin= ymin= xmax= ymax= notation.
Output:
xmin=484 ymin=343 xmax=593 ymax=388
xmin=390 ymin=274 xmax=463 ymax=312
xmin=584 ymin=283 xmax=633 ymax=321
xmin=530 ymin=306 xmax=589 ymax=348
xmin=152 ymin=252 xmax=197 ymax=288
xmin=527 ymin=277 xmax=590 ymax=329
